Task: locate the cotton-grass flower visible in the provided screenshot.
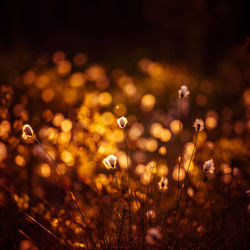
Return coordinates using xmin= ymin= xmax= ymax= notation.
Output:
xmin=178 ymin=85 xmax=190 ymax=99
xmin=146 ymin=210 xmax=156 ymax=220
xmin=145 ymin=228 xmax=162 ymax=245
xmin=22 ymin=124 xmax=34 ymax=140
xmin=193 ymin=118 xmax=205 ymax=132
xmin=117 ymin=116 xmax=128 ymax=129
xmin=158 ymin=177 xmax=168 ymax=191
xmin=203 ymin=159 xmax=215 ymax=174
xmin=103 ymin=154 xmax=118 ymax=170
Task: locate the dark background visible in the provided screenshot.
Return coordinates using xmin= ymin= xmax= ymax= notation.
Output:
xmin=0 ymin=0 xmax=249 ymax=74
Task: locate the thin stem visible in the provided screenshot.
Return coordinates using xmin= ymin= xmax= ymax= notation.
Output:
xmin=117 ymin=207 xmax=126 ymax=250
xmin=33 ymin=135 xmax=95 ymax=248
xmin=176 ymin=131 xmax=198 ymax=210
xmin=143 ymin=159 xmax=156 ymax=249
xmin=24 ymin=212 xmax=71 ymax=249
xmin=122 ymin=129 xmax=131 ymax=249
xmin=113 ymin=168 xmax=120 ymax=202
xmin=177 ymin=99 xmax=182 ymax=205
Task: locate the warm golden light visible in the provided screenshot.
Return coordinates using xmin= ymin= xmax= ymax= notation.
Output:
xmin=40 ymin=163 xmax=51 ymax=178
xmin=172 ymin=166 xmax=186 ymax=181
xmin=170 ymin=120 xmax=182 ymax=134
xmin=141 ymin=94 xmax=156 ymax=111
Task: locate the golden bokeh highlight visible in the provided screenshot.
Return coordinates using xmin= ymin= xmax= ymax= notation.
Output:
xmin=205 ymin=117 xmax=217 ymax=130
xmin=113 ymin=104 xmax=127 ymax=116
xmin=40 ymin=163 xmax=51 ymax=178
xmin=42 ymin=88 xmax=55 ymax=103
xmin=141 ymin=94 xmax=156 ymax=111
xmin=61 ymin=119 xmax=72 ymax=132
xmin=70 ymin=73 xmax=85 ymax=88
xmin=15 ymin=155 xmax=25 ymax=167
xmin=172 ymin=166 xmax=186 ymax=182
xmin=99 ymin=92 xmax=112 ymax=107
xmin=160 ymin=129 xmax=172 ymax=142
xmin=170 ymin=120 xmax=182 ymax=134
xmin=57 ymin=60 xmax=72 ymax=77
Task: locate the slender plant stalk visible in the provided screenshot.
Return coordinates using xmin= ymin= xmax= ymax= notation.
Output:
xmin=177 ymin=99 xmax=182 ymax=204
xmin=122 ymin=129 xmax=131 ymax=249
xmin=1 ymin=183 xmax=88 ymax=248
xmin=142 ymin=159 xmax=156 ymax=249
xmin=117 ymin=206 xmax=126 ymax=250
xmin=113 ymin=168 xmax=120 ymax=203
xmin=176 ymin=131 xmax=198 ymax=210
xmin=24 ymin=212 xmax=71 ymax=249
xmin=32 ymin=135 xmax=95 ymax=248
xmin=18 ymin=229 xmax=33 ymax=242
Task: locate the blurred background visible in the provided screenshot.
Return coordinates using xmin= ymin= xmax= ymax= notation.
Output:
xmin=0 ymin=0 xmax=248 ymax=78
xmin=0 ymin=1 xmax=249 ymax=249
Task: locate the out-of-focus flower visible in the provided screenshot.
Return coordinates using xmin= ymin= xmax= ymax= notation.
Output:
xmin=22 ymin=124 xmax=34 ymax=140
xmin=178 ymin=85 xmax=190 ymax=99
xmin=193 ymin=119 xmax=205 ymax=132
xmin=158 ymin=177 xmax=168 ymax=191
xmin=103 ymin=154 xmax=118 ymax=169
xmin=203 ymin=159 xmax=215 ymax=174
xmin=145 ymin=228 xmax=162 ymax=245
xmin=117 ymin=116 xmax=128 ymax=129
xmin=146 ymin=210 xmax=156 ymax=220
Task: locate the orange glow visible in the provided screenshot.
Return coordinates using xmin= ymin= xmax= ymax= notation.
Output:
xmin=140 ymin=172 xmax=152 ymax=185
xmin=35 ymin=75 xmax=49 ymax=88
xmin=42 ymin=88 xmax=55 ymax=103
xmin=40 ymin=163 xmax=51 ymax=178
xmin=57 ymin=60 xmax=72 ymax=77
xmin=150 ymin=123 xmax=163 ymax=138
xmin=15 ymin=155 xmax=25 ymax=167
xmin=52 ymin=51 xmax=66 ymax=64
xmin=63 ymin=88 xmax=78 ymax=105
xmin=146 ymin=138 xmax=158 ymax=152
xmin=53 ymin=113 xmax=64 ymax=127
xmin=206 ymin=117 xmax=217 ymax=130
xmin=160 ymin=129 xmax=172 ymax=142
xmin=141 ymin=94 xmax=156 ymax=111
xmin=158 ymin=146 xmax=167 ymax=155
xmin=184 ymin=160 xmax=194 ymax=172
xmin=86 ymin=65 xmax=105 ymax=81
xmin=135 ymin=164 xmax=145 ymax=176
xmin=170 ymin=120 xmax=182 ymax=134
xmin=61 ymin=119 xmax=72 ymax=132
xmin=61 ymin=150 xmax=74 ymax=166
xmin=172 ymin=166 xmax=186 ymax=182
xmin=101 ymin=112 xmax=115 ymax=126
xmin=243 ymin=88 xmax=250 ymax=106
xmin=157 ymin=164 xmax=168 ymax=177
xmin=123 ymin=83 xmax=137 ymax=97
xmin=129 ymin=123 xmax=144 ymax=140
xmin=99 ymin=92 xmax=112 ymax=107
xmin=0 ymin=120 xmax=11 ymax=138
xmin=70 ymin=73 xmax=85 ymax=88
xmin=23 ymin=70 xmax=36 ymax=84
xmin=113 ymin=104 xmax=127 ymax=116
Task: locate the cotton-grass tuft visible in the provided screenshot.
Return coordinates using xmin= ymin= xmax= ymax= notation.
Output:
xmin=203 ymin=159 xmax=215 ymax=174
xmin=22 ymin=124 xmax=34 ymax=140
xmin=178 ymin=85 xmax=190 ymax=99
xmin=103 ymin=154 xmax=118 ymax=170
xmin=193 ymin=118 xmax=205 ymax=132
xmin=145 ymin=228 xmax=162 ymax=245
xmin=158 ymin=177 xmax=168 ymax=191
xmin=117 ymin=116 xmax=128 ymax=129
xmin=146 ymin=210 xmax=156 ymax=220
